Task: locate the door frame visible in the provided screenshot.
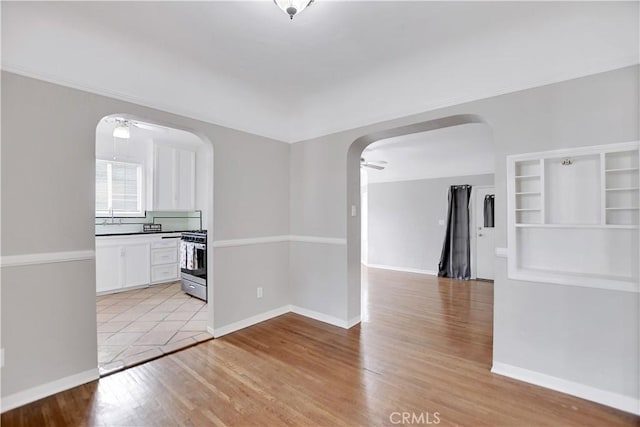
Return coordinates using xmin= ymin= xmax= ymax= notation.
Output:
xmin=95 ymin=113 xmax=215 ymax=347
xmin=471 ymin=185 xmax=495 ymax=280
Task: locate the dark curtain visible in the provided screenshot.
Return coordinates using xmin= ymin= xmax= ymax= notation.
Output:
xmin=483 ymin=194 xmax=495 ymax=228
xmin=438 ymin=185 xmax=472 ymax=280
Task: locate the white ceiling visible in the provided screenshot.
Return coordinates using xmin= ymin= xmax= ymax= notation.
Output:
xmin=2 ymin=1 xmax=638 ymax=143
xmin=362 ymin=123 xmax=494 ymax=183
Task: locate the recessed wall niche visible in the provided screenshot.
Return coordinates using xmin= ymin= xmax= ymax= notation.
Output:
xmin=507 ymin=141 xmax=639 ymax=292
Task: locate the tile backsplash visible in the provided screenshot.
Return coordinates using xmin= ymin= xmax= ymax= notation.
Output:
xmin=95 ymin=211 xmax=202 ymax=235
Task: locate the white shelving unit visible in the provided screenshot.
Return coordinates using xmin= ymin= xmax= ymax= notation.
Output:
xmin=507 ymin=141 xmax=639 ymax=292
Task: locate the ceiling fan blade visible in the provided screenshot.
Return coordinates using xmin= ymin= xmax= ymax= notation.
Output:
xmin=131 ymin=121 xmax=166 ymax=132
xmin=361 ymin=163 xmax=385 ymax=170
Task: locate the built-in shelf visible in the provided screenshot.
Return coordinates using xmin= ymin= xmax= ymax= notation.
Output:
xmin=605 ymin=167 xmax=639 ymax=173
xmin=508 ymin=141 xmax=639 ymax=291
xmin=605 ymin=187 xmax=639 ymax=192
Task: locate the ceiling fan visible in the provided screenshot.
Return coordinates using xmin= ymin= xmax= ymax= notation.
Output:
xmin=360 ymin=157 xmax=387 ymax=170
xmin=107 ymin=117 xmax=167 ymax=139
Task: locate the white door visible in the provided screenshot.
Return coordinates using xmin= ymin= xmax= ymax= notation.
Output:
xmin=474 ymin=187 xmax=495 ymax=280
xmin=96 ymin=246 xmax=122 ymax=293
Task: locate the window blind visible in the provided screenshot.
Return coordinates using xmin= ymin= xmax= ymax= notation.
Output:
xmin=96 ymin=160 xmax=142 ymax=215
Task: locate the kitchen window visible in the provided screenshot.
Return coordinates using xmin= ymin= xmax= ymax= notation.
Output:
xmin=96 ymin=159 xmax=143 ymax=216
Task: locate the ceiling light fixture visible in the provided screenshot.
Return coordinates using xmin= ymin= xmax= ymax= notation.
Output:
xmin=113 ymin=119 xmax=130 ymax=139
xmin=274 ymin=0 xmax=314 ymax=20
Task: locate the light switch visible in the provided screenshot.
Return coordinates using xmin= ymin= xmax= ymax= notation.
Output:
xmin=351 ymin=205 xmax=357 ymax=217
xmin=438 ymin=219 xmax=445 ymax=226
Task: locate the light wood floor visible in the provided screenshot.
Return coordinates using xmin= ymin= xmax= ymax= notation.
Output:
xmin=2 ymin=268 xmax=638 ymax=426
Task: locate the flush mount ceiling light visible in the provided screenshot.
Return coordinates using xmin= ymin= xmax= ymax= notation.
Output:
xmin=274 ymin=0 xmax=314 ymax=20
xmin=113 ymin=119 xmax=130 ymax=139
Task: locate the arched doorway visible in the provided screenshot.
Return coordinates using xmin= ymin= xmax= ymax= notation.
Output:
xmin=345 ymin=114 xmax=489 ymax=323
xmin=94 ymin=113 xmax=214 ymax=375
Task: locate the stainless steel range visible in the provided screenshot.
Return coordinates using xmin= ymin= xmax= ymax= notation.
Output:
xmin=180 ymin=230 xmax=207 ymax=301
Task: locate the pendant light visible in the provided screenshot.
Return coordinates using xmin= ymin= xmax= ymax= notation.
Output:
xmin=274 ymin=0 xmax=314 ymax=20
xmin=113 ymin=119 xmax=130 ymax=139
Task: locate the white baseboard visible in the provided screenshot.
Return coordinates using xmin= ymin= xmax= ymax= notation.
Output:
xmin=289 ymin=305 xmax=352 ymax=328
xmin=3 ymin=307 xmax=358 ymax=412
xmin=214 ymin=304 xmax=360 ymax=337
xmin=491 ymin=362 xmax=640 ymax=415
xmin=347 ymin=316 xmax=361 ymax=329
xmin=212 ymin=305 xmax=290 ymax=338
xmin=365 ymin=263 xmax=438 ymax=276
xmin=1 ymin=368 xmax=99 ymax=413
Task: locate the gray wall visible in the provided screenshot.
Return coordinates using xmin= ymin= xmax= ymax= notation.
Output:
xmin=289 ymin=66 xmax=639 ymax=400
xmin=0 ymin=71 xmax=291 ymax=398
xmin=2 ymin=65 xmax=638 ymax=407
xmin=367 ymin=174 xmax=494 ymax=272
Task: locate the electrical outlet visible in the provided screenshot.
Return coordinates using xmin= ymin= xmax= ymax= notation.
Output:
xmin=1 ymin=348 xmax=5 ymax=368
xmin=438 ymin=219 xmax=445 ymax=226
xmin=257 ymin=287 xmax=263 ymax=299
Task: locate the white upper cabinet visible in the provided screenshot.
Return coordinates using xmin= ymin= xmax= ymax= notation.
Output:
xmin=176 ymin=149 xmax=196 ymax=210
xmin=153 ymin=144 xmax=196 ymax=211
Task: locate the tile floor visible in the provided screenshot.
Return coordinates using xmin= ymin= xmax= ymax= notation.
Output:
xmin=96 ymin=282 xmax=211 ymax=375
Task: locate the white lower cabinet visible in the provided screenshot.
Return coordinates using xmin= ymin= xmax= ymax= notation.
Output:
xmin=96 ymin=246 xmax=122 ymax=293
xmin=96 ymin=234 xmax=181 ymax=294
xmin=151 ymin=264 xmax=179 ymax=283
xmin=123 ymin=243 xmax=151 ymax=287
xmin=150 ymin=238 xmax=180 ymax=284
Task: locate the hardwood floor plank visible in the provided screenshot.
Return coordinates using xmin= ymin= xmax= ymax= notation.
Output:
xmin=2 ymin=268 xmax=638 ymax=426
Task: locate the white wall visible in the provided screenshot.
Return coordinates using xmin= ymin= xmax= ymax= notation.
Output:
xmin=290 ymin=65 xmax=639 ymax=411
xmin=367 ymin=174 xmax=494 ymax=274
xmin=0 ymin=71 xmax=291 ymax=403
xmin=2 ymin=66 xmax=639 ymax=415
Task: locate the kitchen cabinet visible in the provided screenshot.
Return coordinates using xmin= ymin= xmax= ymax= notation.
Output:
xmin=96 ymin=246 xmax=121 ymax=293
xmin=96 ymin=233 xmax=180 ymax=295
xmin=150 ymin=238 xmax=180 ymax=284
xmin=95 ymin=241 xmax=150 ymax=294
xmin=153 ymin=145 xmax=195 ymax=210
xmin=123 ymin=243 xmax=151 ymax=287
